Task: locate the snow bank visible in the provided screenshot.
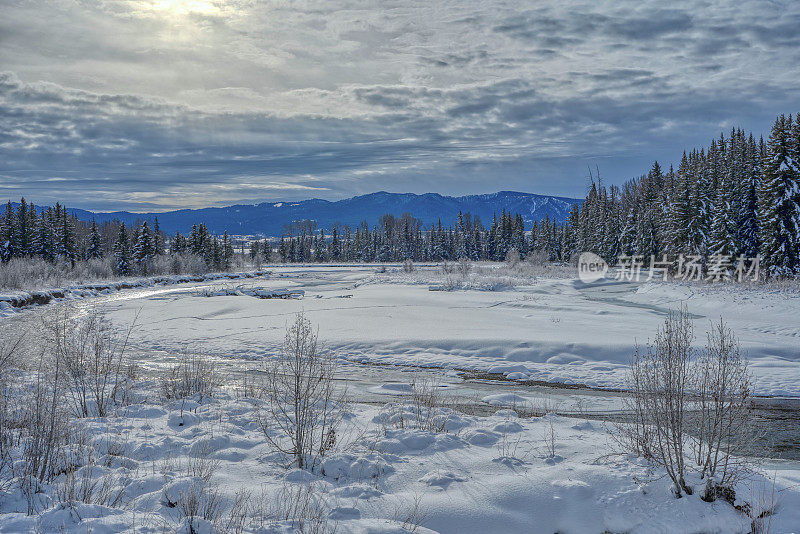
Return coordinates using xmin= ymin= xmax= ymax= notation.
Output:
xmin=0 ymin=270 xmax=272 ymax=316
xmin=2 ymin=383 xmax=796 ymax=533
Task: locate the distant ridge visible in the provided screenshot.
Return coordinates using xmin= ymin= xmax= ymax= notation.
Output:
xmin=18 ymin=191 xmax=582 ymax=236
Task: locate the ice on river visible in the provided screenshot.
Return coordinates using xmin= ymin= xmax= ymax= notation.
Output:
xmin=83 ymin=264 xmax=800 ymax=397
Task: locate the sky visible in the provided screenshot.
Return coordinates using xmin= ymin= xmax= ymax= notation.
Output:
xmin=1 ymin=0 xmax=799 ymax=212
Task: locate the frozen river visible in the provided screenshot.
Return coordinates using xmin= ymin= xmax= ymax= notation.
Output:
xmin=3 ymin=264 xmax=799 ymax=459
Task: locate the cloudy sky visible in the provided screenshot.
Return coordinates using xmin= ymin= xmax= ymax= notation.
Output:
xmin=1 ymin=0 xmax=798 ymax=212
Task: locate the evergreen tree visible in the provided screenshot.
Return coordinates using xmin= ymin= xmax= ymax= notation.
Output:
xmin=222 ymin=232 xmax=234 ymax=268
xmin=113 ymin=223 xmax=131 ymax=276
xmin=758 ymin=114 xmax=800 ymax=276
xmin=0 ymin=202 xmax=12 ymax=262
xmin=85 ymin=220 xmax=103 ymax=260
xmin=153 ymin=217 xmax=164 ymax=255
xmin=134 ymin=221 xmax=156 ymax=272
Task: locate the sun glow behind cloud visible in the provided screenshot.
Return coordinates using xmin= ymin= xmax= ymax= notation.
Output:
xmin=148 ymin=0 xmax=220 ymax=16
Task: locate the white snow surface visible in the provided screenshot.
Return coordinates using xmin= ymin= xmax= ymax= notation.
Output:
xmin=83 ymin=265 xmax=800 ymax=397
xmin=2 ymin=265 xmax=800 ymax=532
xmin=1 ymin=387 xmax=798 ymax=533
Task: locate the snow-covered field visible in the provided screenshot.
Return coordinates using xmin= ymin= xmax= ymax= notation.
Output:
xmin=5 ymin=387 xmax=799 ymax=534
xmin=84 ymin=264 xmax=800 ymax=397
xmin=1 ymin=264 xmax=800 ymax=533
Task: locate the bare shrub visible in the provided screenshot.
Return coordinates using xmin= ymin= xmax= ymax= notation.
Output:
xmin=0 ymin=327 xmax=23 ymax=372
xmin=0 ymin=317 xmax=79 ymax=513
xmin=215 ymin=488 xmax=252 ymax=534
xmin=749 ymin=475 xmax=778 ymax=534
xmin=154 ymin=253 xmax=208 ymax=276
xmin=694 ymin=318 xmax=756 ymax=502
xmin=527 ymin=395 xmax=557 ymax=418
xmin=408 ymin=378 xmax=449 ymax=433
xmin=0 ymin=331 xmax=23 ymax=488
xmin=543 ymin=417 xmax=557 ymax=458
xmin=270 ymin=482 xmax=332 ymax=534
xmin=79 ymin=257 xmax=115 ymax=280
xmin=379 ymin=378 xmax=452 ymax=434
xmin=402 ymin=259 xmax=415 ymax=272
xmin=54 ymin=436 xmax=126 ymax=508
xmin=505 ymin=248 xmax=521 ymax=267
xmin=0 ymin=257 xmax=68 ymax=290
xmin=186 ymin=440 xmax=221 ymax=483
xmin=625 ymin=307 xmax=694 ymax=496
xmin=235 ymin=373 xmax=260 ymax=399
xmin=175 ymin=479 xmax=225 ymax=529
xmin=622 ymin=308 xmax=757 ymax=500
xmin=456 ymin=257 xmax=471 ymax=276
xmin=526 ymin=250 xmax=549 ymax=266
xmin=257 ymin=313 xmax=346 ymax=471
xmin=49 ymin=308 xmax=137 ymax=417
xmin=0 ymin=254 xmax=214 ymax=291
xmin=161 ymin=350 xmax=218 ymax=401
xmin=495 ymin=415 xmax=526 ymax=461
xmin=19 ymin=348 xmax=75 ymax=513
xmin=391 ymin=492 xmax=428 ymax=533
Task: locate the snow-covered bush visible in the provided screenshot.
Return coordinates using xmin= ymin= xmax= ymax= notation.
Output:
xmin=47 ymin=308 xmax=135 ymax=417
xmin=379 ymin=379 xmax=454 ymax=434
xmin=622 ymin=307 xmax=756 ymax=500
xmin=174 ymin=479 xmax=225 ymax=530
xmin=0 ymin=252 xmax=223 ymax=291
xmin=0 ymin=332 xmax=23 ymax=489
xmin=694 ymin=318 xmax=756 ymax=502
xmin=269 ymin=482 xmax=332 ymax=534
xmin=153 ymin=253 xmax=209 ymax=276
xmin=625 ymin=307 xmax=694 ymax=496
xmin=257 ymin=313 xmax=346 ymax=471
xmin=504 ymin=248 xmax=520 ymax=267
xmin=0 ymin=257 xmax=69 ymax=290
xmin=19 ymin=358 xmax=76 ymax=513
xmin=525 ymin=250 xmax=549 ymax=266
xmin=54 ymin=435 xmax=127 ymax=508
xmin=161 ymin=350 xmax=218 ymax=402
xmin=749 ymin=476 xmax=778 ymax=534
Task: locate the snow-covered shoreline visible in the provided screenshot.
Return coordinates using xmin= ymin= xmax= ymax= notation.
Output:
xmin=0 ymin=270 xmax=273 ymax=318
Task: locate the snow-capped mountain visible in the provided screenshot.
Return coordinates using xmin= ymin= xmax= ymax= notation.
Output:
xmin=58 ymin=191 xmax=581 ymax=235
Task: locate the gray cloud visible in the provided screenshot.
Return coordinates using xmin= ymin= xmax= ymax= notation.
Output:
xmin=0 ymin=0 xmax=799 ymax=211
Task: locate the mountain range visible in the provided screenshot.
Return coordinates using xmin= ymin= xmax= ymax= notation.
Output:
xmin=32 ymin=191 xmax=582 ymax=236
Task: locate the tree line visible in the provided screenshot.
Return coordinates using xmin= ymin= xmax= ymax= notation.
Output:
xmin=2 ymin=112 xmax=798 ymax=278
xmin=0 ymin=204 xmax=236 ymax=276
xmin=568 ymin=112 xmax=800 ymax=277
xmin=249 ymin=211 xmax=564 ymax=264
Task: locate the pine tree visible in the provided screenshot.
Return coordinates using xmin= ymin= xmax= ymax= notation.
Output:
xmin=85 ymin=220 xmax=103 ymax=260
xmin=153 ymin=217 xmax=164 ymax=255
xmin=37 ymin=207 xmax=55 ymax=261
xmin=113 ymin=223 xmax=131 ymax=276
xmin=330 ymin=226 xmax=340 ymax=261
xmin=222 ymin=232 xmax=234 ymax=268
xmin=57 ymin=207 xmax=77 ymax=267
xmin=12 ymin=198 xmax=30 ymax=257
xmin=710 ymin=139 xmax=737 ymax=257
xmin=134 ymin=221 xmax=155 ymax=273
xmin=758 ymin=114 xmax=800 ymax=276
xmin=737 ymin=134 xmax=761 ymax=257
xmin=0 ymin=201 xmax=12 ymax=262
